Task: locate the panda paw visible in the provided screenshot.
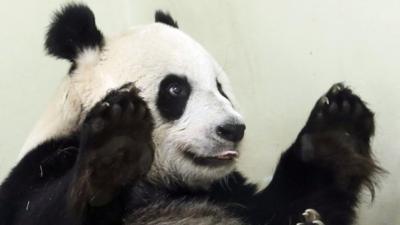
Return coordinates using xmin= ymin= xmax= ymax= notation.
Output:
xmin=294 ymin=83 xmax=383 ymax=193
xmin=71 ymin=83 xmax=154 ymax=209
xmin=304 ymin=83 xmax=374 ymax=141
xmin=298 ymin=83 xmax=375 ymax=162
xmin=296 ymin=209 xmax=325 ymax=225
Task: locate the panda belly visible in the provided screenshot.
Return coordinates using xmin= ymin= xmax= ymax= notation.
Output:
xmin=125 ymin=199 xmax=244 ymax=225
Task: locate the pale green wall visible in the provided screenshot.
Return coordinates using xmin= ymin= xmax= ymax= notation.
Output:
xmin=0 ymin=1 xmax=399 ymax=224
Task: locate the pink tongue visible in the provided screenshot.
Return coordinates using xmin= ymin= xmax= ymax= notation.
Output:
xmin=216 ymin=151 xmax=238 ymax=160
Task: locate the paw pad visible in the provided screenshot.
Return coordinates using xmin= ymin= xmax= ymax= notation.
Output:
xmin=73 ymin=83 xmax=154 ymax=208
xmin=305 ymin=82 xmax=374 ymax=140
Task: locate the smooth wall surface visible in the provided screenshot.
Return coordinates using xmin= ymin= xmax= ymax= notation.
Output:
xmin=0 ymin=1 xmax=399 ymax=224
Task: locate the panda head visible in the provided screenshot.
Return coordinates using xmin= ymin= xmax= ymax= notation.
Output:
xmin=43 ymin=3 xmax=245 ymax=187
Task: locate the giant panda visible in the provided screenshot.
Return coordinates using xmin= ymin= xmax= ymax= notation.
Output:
xmin=0 ymin=3 xmax=382 ymax=225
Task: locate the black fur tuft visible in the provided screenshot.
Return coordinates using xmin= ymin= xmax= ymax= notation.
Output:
xmin=45 ymin=3 xmax=104 ymax=61
xmin=155 ymin=11 xmax=179 ymax=28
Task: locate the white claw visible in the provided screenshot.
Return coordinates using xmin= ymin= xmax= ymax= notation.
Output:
xmin=302 ymin=209 xmax=321 ymax=222
xmin=319 ymin=96 xmax=330 ymax=105
xmin=298 ymin=209 xmax=324 ymax=225
xmin=332 ymin=83 xmax=344 ymax=94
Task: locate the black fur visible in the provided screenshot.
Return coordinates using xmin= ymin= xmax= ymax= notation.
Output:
xmin=0 ymin=83 xmax=382 ymax=225
xmin=155 ymin=11 xmax=179 ymax=28
xmin=45 ymin=3 xmax=104 ymax=62
xmin=0 ymin=135 xmax=79 ymax=225
xmin=156 ymin=74 xmax=191 ymax=121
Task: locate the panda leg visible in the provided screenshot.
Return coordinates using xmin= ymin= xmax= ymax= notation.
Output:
xmin=69 ymin=83 xmax=154 ymax=217
xmin=250 ymin=83 xmax=382 ymax=225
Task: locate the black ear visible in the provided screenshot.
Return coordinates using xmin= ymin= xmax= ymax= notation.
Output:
xmin=155 ymin=11 xmax=178 ymax=28
xmin=45 ymin=3 xmax=104 ymax=62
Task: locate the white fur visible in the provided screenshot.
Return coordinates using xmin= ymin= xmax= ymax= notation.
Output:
xmin=20 ymin=23 xmax=244 ymax=187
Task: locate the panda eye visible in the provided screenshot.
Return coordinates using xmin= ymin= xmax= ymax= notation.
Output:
xmin=157 ymin=74 xmax=192 ymax=121
xmin=216 ymin=79 xmax=229 ymax=100
xmin=168 ymin=83 xmax=185 ymax=97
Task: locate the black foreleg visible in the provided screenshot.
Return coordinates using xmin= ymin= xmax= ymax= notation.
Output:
xmin=0 ymin=83 xmax=154 ymax=225
xmin=245 ymin=83 xmax=383 ymax=225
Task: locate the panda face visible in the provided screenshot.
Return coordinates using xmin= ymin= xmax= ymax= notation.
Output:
xmin=79 ymin=24 xmax=246 ymax=186
xmin=152 ymin=73 xmax=245 ymax=186
xmin=22 ymin=5 xmax=245 ymax=188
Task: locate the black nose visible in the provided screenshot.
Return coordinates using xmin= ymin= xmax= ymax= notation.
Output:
xmin=216 ymin=123 xmax=246 ymax=142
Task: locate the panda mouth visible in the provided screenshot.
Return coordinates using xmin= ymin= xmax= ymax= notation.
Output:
xmin=182 ymin=150 xmax=239 ymax=167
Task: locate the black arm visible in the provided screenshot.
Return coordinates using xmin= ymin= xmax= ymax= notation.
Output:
xmin=0 ymin=84 xmax=154 ymax=225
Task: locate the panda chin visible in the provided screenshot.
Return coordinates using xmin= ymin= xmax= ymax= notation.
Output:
xmin=182 ymin=149 xmax=239 ymax=167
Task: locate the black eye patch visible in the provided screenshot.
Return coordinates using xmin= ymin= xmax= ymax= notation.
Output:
xmin=156 ymin=74 xmax=191 ymax=121
xmin=217 ymin=80 xmax=229 ymax=100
